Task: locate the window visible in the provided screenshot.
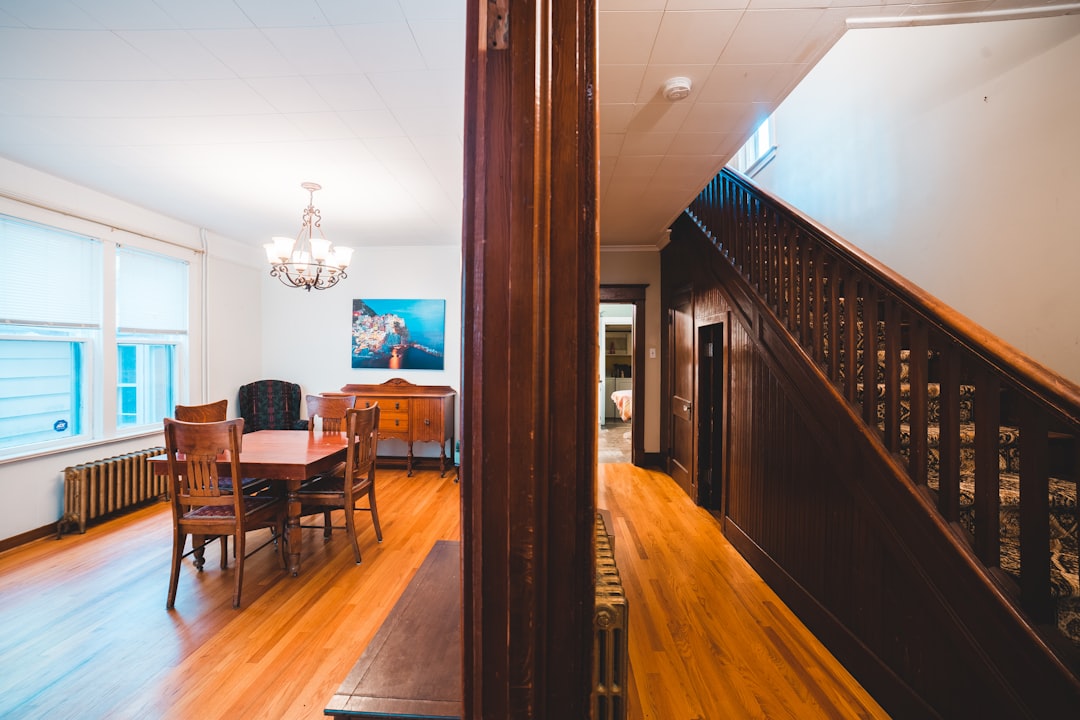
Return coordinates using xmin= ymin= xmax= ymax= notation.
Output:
xmin=115 ymin=247 xmax=187 ymax=429
xmin=0 ymin=213 xmax=190 ymax=458
xmin=729 ymin=115 xmax=776 ymax=177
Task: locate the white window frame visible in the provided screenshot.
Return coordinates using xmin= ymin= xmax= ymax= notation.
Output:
xmin=730 ymin=115 xmax=777 ymax=178
xmin=0 ymin=210 xmax=194 ymax=461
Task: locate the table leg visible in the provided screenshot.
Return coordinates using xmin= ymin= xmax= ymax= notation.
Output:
xmin=407 ymin=441 xmax=414 ymax=476
xmin=285 ymin=479 xmax=302 ymax=576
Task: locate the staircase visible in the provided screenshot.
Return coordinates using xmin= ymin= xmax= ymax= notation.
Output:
xmin=677 ymin=166 xmax=1080 ymax=712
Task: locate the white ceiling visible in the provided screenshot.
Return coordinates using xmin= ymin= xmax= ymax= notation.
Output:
xmin=0 ymin=0 xmax=1070 ymax=255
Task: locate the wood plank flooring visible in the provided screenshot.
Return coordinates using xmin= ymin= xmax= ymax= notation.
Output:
xmin=0 ymin=464 xmax=888 ymax=719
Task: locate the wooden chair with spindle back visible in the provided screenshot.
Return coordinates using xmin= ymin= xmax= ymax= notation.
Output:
xmin=163 ymin=417 xmax=286 ymax=609
xmin=174 ymin=399 xmax=228 ymax=423
xmin=297 ymin=404 xmax=383 ymax=563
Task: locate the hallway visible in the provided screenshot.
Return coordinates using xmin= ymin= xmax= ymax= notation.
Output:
xmin=599 ymin=463 xmax=889 ymax=719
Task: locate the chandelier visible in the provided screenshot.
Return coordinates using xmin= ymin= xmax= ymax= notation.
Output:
xmin=264 ymin=182 xmax=353 ymax=291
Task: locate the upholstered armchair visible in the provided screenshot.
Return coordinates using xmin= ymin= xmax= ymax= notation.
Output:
xmin=237 ymin=380 xmax=307 ymax=433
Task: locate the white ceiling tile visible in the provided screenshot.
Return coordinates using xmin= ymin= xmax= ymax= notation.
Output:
xmin=720 ymin=9 xmax=826 ymax=64
xmin=599 ymin=11 xmax=664 ymax=64
xmin=0 ymin=0 xmax=101 ymax=29
xmin=680 ymin=101 xmax=759 ymax=133
xmin=598 ymin=103 xmax=638 ymax=133
xmin=116 ymin=30 xmax=235 ymax=79
xmin=284 ymin=112 xmax=355 ymax=140
xmin=601 ymin=0 xmax=669 ymax=9
xmin=666 ymin=131 xmax=738 ymax=155
xmin=667 ymin=0 xmax=749 ymax=7
xmin=626 ymin=101 xmax=692 ymax=132
xmin=400 ymin=0 xmax=467 ymax=22
xmin=262 ymin=27 xmax=361 ymax=74
xmin=650 ymin=11 xmax=743 ymax=65
xmin=412 ymin=20 xmax=468 ymax=70
xmin=315 ymin=0 xmax=406 ymax=24
xmin=232 ymin=0 xmax=329 ymax=28
xmin=368 ymin=70 xmax=463 ymax=110
xmin=152 ymin=0 xmax=255 ymax=29
xmin=307 ymin=75 xmax=386 ymax=112
xmin=0 ymin=29 xmax=168 ymax=80
xmin=614 ymin=154 xmax=665 ymax=178
xmin=392 ymin=106 xmax=456 ymax=137
xmin=335 ymin=22 xmax=427 ymax=73
xmin=182 ymin=79 xmax=280 ymax=115
xmin=339 ymin=109 xmax=406 ymax=138
xmin=245 ymin=77 xmax=330 ymax=113
xmin=620 ymin=131 xmax=676 ymax=155
xmin=71 ymin=0 xmax=179 ymax=30
xmin=192 ymin=29 xmax=297 ymax=77
xmin=599 ymin=65 xmax=647 ymax=104
xmin=600 ymin=133 xmax=626 ymax=157
xmin=697 ymin=63 xmax=784 ymax=103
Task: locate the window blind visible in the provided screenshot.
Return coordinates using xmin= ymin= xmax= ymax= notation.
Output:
xmin=116 ymin=247 xmax=189 ymax=334
xmin=0 ymin=214 xmax=102 ymax=327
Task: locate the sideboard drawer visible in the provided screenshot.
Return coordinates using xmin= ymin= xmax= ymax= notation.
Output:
xmin=380 ymin=411 xmax=410 ymax=435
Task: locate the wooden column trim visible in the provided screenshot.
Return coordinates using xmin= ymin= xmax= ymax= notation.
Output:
xmin=462 ymin=1 xmax=598 ymax=718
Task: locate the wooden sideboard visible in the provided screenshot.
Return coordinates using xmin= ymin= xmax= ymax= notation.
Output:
xmin=338 ymin=378 xmax=456 ymax=477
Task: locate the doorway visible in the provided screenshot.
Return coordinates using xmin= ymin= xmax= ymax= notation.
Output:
xmin=698 ymin=322 xmax=725 ymax=515
xmin=599 ymin=304 xmax=633 ymax=463
xmin=599 ymin=285 xmax=647 ymax=466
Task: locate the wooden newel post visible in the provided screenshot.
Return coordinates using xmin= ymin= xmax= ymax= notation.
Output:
xmin=462 ymin=0 xmax=599 ymax=718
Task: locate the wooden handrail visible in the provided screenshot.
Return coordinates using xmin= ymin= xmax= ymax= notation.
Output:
xmin=690 ymin=169 xmax=1080 ymax=426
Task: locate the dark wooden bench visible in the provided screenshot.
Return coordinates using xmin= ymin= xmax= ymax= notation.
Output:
xmin=325 ymin=540 xmax=462 ymax=719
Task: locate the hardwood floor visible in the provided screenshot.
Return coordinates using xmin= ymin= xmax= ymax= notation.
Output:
xmin=599 ymin=463 xmax=890 ymax=720
xmin=0 ymin=464 xmax=887 ymax=719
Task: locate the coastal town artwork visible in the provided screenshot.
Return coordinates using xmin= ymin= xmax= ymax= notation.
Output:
xmin=351 ymin=299 xmax=446 ymax=370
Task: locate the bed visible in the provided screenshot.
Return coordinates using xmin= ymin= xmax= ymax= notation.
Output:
xmin=610 ymin=389 xmax=632 ymax=422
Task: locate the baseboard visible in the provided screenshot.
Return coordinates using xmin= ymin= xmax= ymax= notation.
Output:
xmin=641 ymin=452 xmax=665 ymax=469
xmin=723 ymin=517 xmax=940 ymax=720
xmin=0 ymin=522 xmax=57 ymax=554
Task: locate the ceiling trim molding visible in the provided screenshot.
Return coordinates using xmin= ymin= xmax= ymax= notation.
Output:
xmin=846 ymin=3 xmax=1080 ymax=30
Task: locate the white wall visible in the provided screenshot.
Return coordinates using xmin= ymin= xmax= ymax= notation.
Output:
xmin=754 ymin=14 xmax=1080 ymax=383
xmin=600 ymin=248 xmax=662 ymax=454
xmin=258 ymin=245 xmax=463 ymax=459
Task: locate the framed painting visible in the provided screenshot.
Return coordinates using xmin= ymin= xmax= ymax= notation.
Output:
xmin=351 ymin=299 xmax=446 ymax=370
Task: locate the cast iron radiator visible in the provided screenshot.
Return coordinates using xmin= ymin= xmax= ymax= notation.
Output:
xmin=593 ymin=511 xmax=628 ymax=720
xmin=57 ymin=447 xmax=166 ymax=537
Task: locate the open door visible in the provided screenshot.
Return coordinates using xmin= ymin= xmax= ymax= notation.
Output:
xmin=669 ymin=287 xmax=694 ymax=499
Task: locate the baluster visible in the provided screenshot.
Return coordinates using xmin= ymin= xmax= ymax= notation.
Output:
xmin=973 ymin=367 xmax=1001 ymax=566
xmin=937 ymin=340 xmax=961 ymax=522
xmin=907 ymin=318 xmax=929 ymax=487
xmin=883 ymin=297 xmax=901 ymax=453
xmin=862 ymin=283 xmax=879 ymax=427
xmin=827 ymin=256 xmax=840 ymax=384
xmin=787 ymin=224 xmax=799 ymax=332
xmin=799 ymin=234 xmax=810 ymax=347
xmin=812 ymin=244 xmax=825 ymax=365
xmin=1018 ymin=398 xmax=1052 ymax=621
xmin=843 ymin=271 xmax=858 ymax=403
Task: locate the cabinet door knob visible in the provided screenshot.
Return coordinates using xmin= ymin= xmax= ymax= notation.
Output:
xmin=424 ymin=418 xmax=431 ymax=425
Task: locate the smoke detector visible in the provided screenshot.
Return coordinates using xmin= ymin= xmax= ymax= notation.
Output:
xmin=662 ymin=76 xmax=692 ymax=102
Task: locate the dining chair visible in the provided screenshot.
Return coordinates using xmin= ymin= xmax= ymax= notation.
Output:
xmin=174 ymin=399 xmax=228 ymax=423
xmin=163 ymin=417 xmax=286 ymax=609
xmin=297 ymin=404 xmax=383 ymax=563
xmin=305 ymin=394 xmax=352 ymax=433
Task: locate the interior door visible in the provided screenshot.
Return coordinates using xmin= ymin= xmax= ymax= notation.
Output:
xmin=669 ymin=288 xmax=695 ymax=499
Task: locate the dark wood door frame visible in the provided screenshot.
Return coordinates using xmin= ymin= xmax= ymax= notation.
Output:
xmin=461 ymin=1 xmax=598 ymax=717
xmin=600 ymin=284 xmax=647 ymax=466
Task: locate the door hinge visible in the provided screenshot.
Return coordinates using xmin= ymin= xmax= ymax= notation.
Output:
xmin=487 ymin=0 xmax=509 ymax=49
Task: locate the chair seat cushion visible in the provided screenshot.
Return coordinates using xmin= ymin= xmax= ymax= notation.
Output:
xmin=298 ymin=475 xmax=346 ymax=494
xmin=184 ymin=495 xmax=280 ymax=520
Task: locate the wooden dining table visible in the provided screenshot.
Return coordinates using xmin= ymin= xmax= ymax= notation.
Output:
xmin=152 ymin=429 xmax=349 ymax=577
